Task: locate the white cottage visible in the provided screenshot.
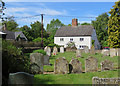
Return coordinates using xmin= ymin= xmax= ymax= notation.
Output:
xmin=54 ymin=19 xmax=100 ymax=50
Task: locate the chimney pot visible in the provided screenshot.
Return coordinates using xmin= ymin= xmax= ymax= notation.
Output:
xmin=72 ymin=18 xmax=78 ymax=26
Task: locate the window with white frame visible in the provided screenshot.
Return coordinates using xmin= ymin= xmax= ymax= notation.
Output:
xmin=80 ymin=38 xmax=84 ymax=41
xmin=70 ymin=38 xmax=73 ymax=41
xmin=60 ymin=38 xmax=64 ymax=41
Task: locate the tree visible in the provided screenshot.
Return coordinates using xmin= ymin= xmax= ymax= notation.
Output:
xmin=3 ymin=16 xmax=18 ymax=31
xmin=92 ymin=13 xmax=109 ymax=47
xmin=108 ymin=1 xmax=120 ymax=48
xmin=81 ymin=22 xmax=91 ymax=25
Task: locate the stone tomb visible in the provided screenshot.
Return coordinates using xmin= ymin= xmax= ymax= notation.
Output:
xmin=92 ymin=77 xmax=120 ymax=85
xmin=9 ymin=72 xmax=34 ymax=85
xmin=69 ymin=58 xmax=82 ymax=73
xmin=30 ymin=53 xmax=44 ymax=74
xmin=54 ymin=57 xmax=69 ymax=74
xmin=44 ymin=46 xmax=51 ymax=56
xmin=100 ymin=60 xmax=114 ymax=71
xmin=90 ymin=46 xmax=95 ymax=55
xmin=53 ymin=46 xmax=58 ymax=55
xmin=85 ymin=57 xmax=98 ymax=72
xmin=76 ymin=49 xmax=81 ymax=57
xmin=60 ymin=47 xmax=64 ymax=53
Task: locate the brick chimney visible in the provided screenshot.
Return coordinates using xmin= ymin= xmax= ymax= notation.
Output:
xmin=72 ymin=18 xmax=78 ymax=26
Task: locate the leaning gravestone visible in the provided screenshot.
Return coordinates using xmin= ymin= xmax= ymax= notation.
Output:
xmin=54 ymin=57 xmax=69 ymax=74
xmin=53 ymin=46 xmax=58 ymax=55
xmin=44 ymin=46 xmax=51 ymax=56
xmin=60 ymin=47 xmax=64 ymax=53
xmin=76 ymin=49 xmax=81 ymax=57
xmin=30 ymin=53 xmax=44 ymax=74
xmin=44 ymin=55 xmax=49 ymax=65
xmin=100 ymin=60 xmax=114 ymax=71
xmin=85 ymin=57 xmax=98 ymax=72
xmin=110 ymin=48 xmax=117 ymax=57
xmin=84 ymin=46 xmax=89 ymax=54
xmin=9 ymin=72 xmax=34 ymax=85
xmin=90 ymin=46 xmax=95 ymax=55
xmin=69 ymin=58 xmax=82 ymax=73
xmin=101 ymin=49 xmax=110 ymax=56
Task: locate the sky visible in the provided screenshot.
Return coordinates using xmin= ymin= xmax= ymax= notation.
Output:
xmin=3 ymin=1 xmax=116 ymax=28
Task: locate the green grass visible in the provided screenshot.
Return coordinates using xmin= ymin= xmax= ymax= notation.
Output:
xmin=44 ymin=51 xmax=118 ymax=72
xmin=33 ymin=51 xmax=119 ymax=84
xmin=34 ymin=69 xmax=119 ymax=84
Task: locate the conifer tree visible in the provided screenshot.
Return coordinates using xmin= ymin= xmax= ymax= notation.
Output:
xmin=108 ymin=1 xmax=120 ymax=48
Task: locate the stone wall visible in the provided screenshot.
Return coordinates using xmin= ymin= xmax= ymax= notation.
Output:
xmin=92 ymin=77 xmax=120 ymax=85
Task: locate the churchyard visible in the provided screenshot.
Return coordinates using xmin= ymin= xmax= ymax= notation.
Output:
xmin=20 ymin=46 xmax=119 ymax=85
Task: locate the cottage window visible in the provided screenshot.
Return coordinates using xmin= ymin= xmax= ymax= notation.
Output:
xmin=60 ymin=38 xmax=64 ymax=41
xmin=70 ymin=38 xmax=73 ymax=41
xmin=80 ymin=38 xmax=84 ymax=41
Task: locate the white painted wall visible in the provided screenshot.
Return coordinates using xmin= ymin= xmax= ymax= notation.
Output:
xmin=54 ymin=36 xmax=92 ymax=49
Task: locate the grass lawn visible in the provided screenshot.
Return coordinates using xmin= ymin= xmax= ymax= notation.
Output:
xmin=44 ymin=51 xmax=118 ymax=72
xmin=33 ymin=51 xmax=119 ymax=84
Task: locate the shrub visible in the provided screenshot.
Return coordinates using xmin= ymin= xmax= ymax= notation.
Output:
xmin=33 ymin=49 xmax=46 ymax=55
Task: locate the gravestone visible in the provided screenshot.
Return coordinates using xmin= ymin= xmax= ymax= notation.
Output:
xmin=69 ymin=58 xmax=82 ymax=73
xmin=53 ymin=46 xmax=58 ymax=55
xmin=44 ymin=46 xmax=51 ymax=56
xmin=110 ymin=48 xmax=117 ymax=57
xmin=30 ymin=53 xmax=44 ymax=74
xmin=44 ymin=55 xmax=49 ymax=65
xmin=100 ymin=60 xmax=114 ymax=71
xmin=92 ymin=77 xmax=120 ymax=85
xmin=101 ymin=49 xmax=110 ymax=56
xmin=80 ymin=49 xmax=85 ymax=53
xmin=84 ymin=46 xmax=89 ymax=54
xmin=90 ymin=46 xmax=95 ymax=55
xmin=95 ymin=50 xmax=101 ymax=54
xmin=54 ymin=57 xmax=69 ymax=74
xmin=85 ymin=57 xmax=98 ymax=72
xmin=76 ymin=49 xmax=81 ymax=57
xmin=9 ymin=72 xmax=34 ymax=85
xmin=60 ymin=47 xmax=64 ymax=53
xmin=116 ymin=48 xmax=120 ymax=56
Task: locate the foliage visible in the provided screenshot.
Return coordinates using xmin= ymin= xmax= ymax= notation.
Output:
xmin=66 ymin=41 xmax=76 ymax=48
xmin=92 ymin=40 xmax=95 ymax=46
xmin=3 ymin=16 xmax=18 ymax=31
xmin=2 ymin=40 xmax=30 ymax=85
xmin=81 ymin=22 xmax=91 ymax=25
xmin=108 ymin=1 xmax=120 ymax=48
xmin=32 ymin=49 xmax=46 ymax=55
xmin=92 ymin=13 xmax=109 ymax=47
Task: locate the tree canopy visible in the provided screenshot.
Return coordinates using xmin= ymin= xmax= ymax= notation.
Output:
xmin=108 ymin=1 xmax=120 ymax=48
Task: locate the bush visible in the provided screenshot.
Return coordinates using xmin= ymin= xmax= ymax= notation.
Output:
xmin=33 ymin=49 xmax=46 ymax=55
xmin=2 ymin=40 xmax=30 ymax=85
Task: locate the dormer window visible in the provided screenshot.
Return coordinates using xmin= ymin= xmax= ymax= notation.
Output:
xmin=60 ymin=38 xmax=64 ymax=41
xmin=70 ymin=38 xmax=73 ymax=41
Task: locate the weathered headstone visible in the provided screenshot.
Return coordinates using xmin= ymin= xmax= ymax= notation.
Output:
xmin=92 ymin=77 xmax=120 ymax=85
xmin=43 ymin=55 xmax=49 ymax=65
xmin=69 ymin=58 xmax=82 ymax=73
xmin=30 ymin=53 xmax=44 ymax=74
xmin=100 ymin=60 xmax=114 ymax=71
xmin=85 ymin=57 xmax=98 ymax=72
xmin=76 ymin=49 xmax=81 ymax=57
xmin=90 ymin=46 xmax=95 ymax=55
xmin=53 ymin=46 xmax=58 ymax=55
xmin=110 ymin=48 xmax=117 ymax=57
xmin=54 ymin=57 xmax=69 ymax=74
xmin=60 ymin=47 xmax=64 ymax=53
xmin=9 ymin=72 xmax=34 ymax=85
xmin=44 ymin=46 xmax=51 ymax=56
xmin=101 ymin=49 xmax=110 ymax=56
xmin=84 ymin=46 xmax=89 ymax=54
